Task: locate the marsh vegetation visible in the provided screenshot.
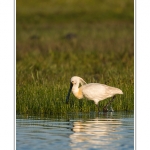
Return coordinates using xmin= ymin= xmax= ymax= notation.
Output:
xmin=16 ymin=0 xmax=134 ymax=115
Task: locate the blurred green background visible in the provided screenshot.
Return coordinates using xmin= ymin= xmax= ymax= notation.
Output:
xmin=16 ymin=0 xmax=134 ymax=115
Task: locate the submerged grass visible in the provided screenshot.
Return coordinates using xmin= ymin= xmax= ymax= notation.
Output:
xmin=16 ymin=0 xmax=134 ymax=115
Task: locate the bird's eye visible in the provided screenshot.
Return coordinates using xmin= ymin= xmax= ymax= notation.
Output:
xmin=71 ymin=81 xmax=76 ymax=84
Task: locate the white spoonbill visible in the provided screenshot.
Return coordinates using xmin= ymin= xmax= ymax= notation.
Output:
xmin=66 ymin=76 xmax=123 ymax=112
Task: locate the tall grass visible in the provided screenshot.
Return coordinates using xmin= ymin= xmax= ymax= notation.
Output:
xmin=16 ymin=0 xmax=134 ymax=115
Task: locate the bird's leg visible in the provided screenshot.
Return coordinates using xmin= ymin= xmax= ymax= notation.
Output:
xmin=79 ymin=100 xmax=83 ymax=112
xmin=103 ymin=106 xmax=108 ymax=112
xmin=109 ymin=105 xmax=114 ymax=112
xmin=103 ymin=96 xmax=116 ymax=112
xmin=96 ymin=104 xmax=100 ymax=113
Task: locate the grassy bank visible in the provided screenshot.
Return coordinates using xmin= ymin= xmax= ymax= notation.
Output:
xmin=16 ymin=0 xmax=134 ymax=115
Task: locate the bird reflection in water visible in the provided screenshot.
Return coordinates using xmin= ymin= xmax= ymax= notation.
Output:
xmin=69 ymin=115 xmax=123 ymax=149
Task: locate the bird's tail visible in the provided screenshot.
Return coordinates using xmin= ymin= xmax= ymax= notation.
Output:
xmin=117 ymin=89 xmax=123 ymax=94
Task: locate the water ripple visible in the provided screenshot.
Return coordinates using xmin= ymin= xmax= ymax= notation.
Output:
xmin=16 ymin=112 xmax=134 ymax=150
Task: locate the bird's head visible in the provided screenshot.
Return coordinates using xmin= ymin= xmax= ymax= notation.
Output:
xmin=71 ymin=76 xmax=87 ymax=86
xmin=66 ymin=76 xmax=87 ymax=104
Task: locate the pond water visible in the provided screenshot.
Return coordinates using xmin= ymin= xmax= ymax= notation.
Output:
xmin=16 ymin=111 xmax=134 ymax=150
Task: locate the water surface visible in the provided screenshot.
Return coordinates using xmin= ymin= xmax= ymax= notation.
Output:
xmin=16 ymin=112 xmax=134 ymax=150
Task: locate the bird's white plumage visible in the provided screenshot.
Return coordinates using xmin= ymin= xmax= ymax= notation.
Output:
xmin=69 ymin=76 xmax=123 ymax=105
xmin=82 ymin=83 xmax=122 ymax=104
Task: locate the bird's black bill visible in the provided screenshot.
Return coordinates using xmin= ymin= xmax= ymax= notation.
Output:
xmin=66 ymin=82 xmax=73 ymax=104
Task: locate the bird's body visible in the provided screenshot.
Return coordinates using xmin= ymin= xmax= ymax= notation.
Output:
xmin=66 ymin=76 xmax=123 ymax=112
xmin=74 ymin=83 xmax=123 ymax=105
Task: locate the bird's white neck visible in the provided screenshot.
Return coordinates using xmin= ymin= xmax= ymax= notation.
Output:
xmin=72 ymin=83 xmax=79 ymax=94
xmin=72 ymin=83 xmax=83 ymax=99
